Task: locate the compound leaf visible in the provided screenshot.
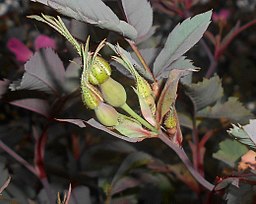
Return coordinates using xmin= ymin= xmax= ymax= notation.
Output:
xmin=160 ymin=56 xmax=200 ymax=79
xmin=197 ymin=97 xmax=252 ymax=123
xmin=153 ymin=10 xmax=212 ymax=78
xmin=184 ymin=75 xmax=223 ymax=112
xmin=9 ymin=98 xmax=50 ymax=117
xmin=31 ymin=0 xmax=137 ymax=40
xmin=121 ymin=0 xmax=153 ymax=41
xmin=10 ymin=48 xmax=65 ymax=95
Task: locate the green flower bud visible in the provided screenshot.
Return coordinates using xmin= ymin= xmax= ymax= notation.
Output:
xmin=95 ymin=102 xmax=119 ymax=126
xmin=137 ymin=76 xmax=156 ymax=115
xmin=89 ymin=56 xmax=111 ymax=85
xmin=100 ymin=77 xmax=127 ymax=107
xmin=164 ymin=112 xmax=177 ymax=129
xmin=81 ymin=83 xmax=103 ymax=110
xmin=137 ymin=76 xmax=152 ymax=99
xmin=163 ymin=107 xmax=177 ymax=135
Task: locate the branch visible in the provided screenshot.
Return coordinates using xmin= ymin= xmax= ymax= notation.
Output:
xmin=217 ymin=19 xmax=256 ymax=58
xmin=126 ymin=39 xmax=157 ymax=83
xmin=0 ymin=140 xmax=37 ymax=176
xmin=158 ymin=132 xmax=214 ymax=191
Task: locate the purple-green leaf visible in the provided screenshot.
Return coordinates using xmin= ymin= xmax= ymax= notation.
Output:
xmin=31 ymin=0 xmax=137 ymax=40
xmin=184 ymin=75 xmax=223 ymax=112
xmin=197 ymin=97 xmax=253 ymax=124
xmin=9 ymin=98 xmax=50 ymax=117
xmin=121 ymin=0 xmax=153 ymax=41
xmin=10 ymin=48 xmax=65 ymax=95
xmin=160 ymin=56 xmax=200 ymax=79
xmin=153 ymin=10 xmax=212 ymax=79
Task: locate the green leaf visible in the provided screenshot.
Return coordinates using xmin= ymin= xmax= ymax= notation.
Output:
xmin=31 ymin=0 xmax=137 ymax=40
xmin=160 ymin=56 xmax=200 ymax=79
xmin=121 ymin=0 xmax=153 ymax=41
xmin=197 ymin=97 xmax=253 ymax=124
xmin=153 ymin=10 xmax=212 ymax=79
xmin=228 ymin=120 xmax=256 ymax=149
xmin=213 ymin=139 xmax=248 ymax=167
xmin=184 ymin=75 xmax=223 ymax=112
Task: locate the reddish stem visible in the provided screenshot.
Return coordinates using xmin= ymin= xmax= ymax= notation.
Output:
xmin=34 ymin=128 xmax=48 ymax=179
xmin=126 ymin=39 xmax=157 ymax=83
xmin=216 ymin=19 xmax=256 ymax=59
xmin=33 ymin=126 xmax=55 ymax=204
xmin=158 ymin=131 xmax=214 ymax=191
xmin=199 ymin=130 xmax=215 ymax=149
xmin=192 ymin=121 xmax=199 ymax=171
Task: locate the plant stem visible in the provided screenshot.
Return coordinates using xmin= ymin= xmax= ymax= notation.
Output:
xmin=121 ymin=103 xmax=157 ymax=132
xmin=217 ymin=19 xmax=256 ymax=58
xmin=200 ymin=39 xmax=218 ymax=78
xmin=126 ymin=39 xmax=157 ymax=83
xmin=0 ymin=140 xmax=37 ymax=176
xmin=192 ymin=119 xmax=199 ymax=172
xmin=205 ymin=59 xmax=217 ymax=78
xmin=41 ymin=177 xmax=55 ymax=204
xmin=158 ymin=132 xmax=214 ymax=191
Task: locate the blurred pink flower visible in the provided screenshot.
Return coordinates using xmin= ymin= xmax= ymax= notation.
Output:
xmin=212 ymin=9 xmax=230 ymax=23
xmin=7 ymin=34 xmax=56 ymax=63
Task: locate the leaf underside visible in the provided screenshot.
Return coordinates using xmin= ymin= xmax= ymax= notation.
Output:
xmin=31 ymin=0 xmax=137 ymax=39
xmin=121 ymin=0 xmax=153 ymax=41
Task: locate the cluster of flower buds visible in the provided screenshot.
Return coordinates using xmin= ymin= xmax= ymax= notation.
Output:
xmin=81 ymin=55 xmax=127 ymax=127
xmin=80 ymin=43 xmax=158 ymax=139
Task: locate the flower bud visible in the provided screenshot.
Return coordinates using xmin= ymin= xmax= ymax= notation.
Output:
xmin=100 ymin=77 xmax=127 ymax=107
xmin=137 ymin=76 xmax=152 ymax=99
xmin=163 ymin=107 xmax=177 ymax=134
xmin=89 ymin=56 xmax=111 ymax=85
xmin=137 ymin=76 xmax=156 ymax=115
xmin=81 ymin=83 xmax=103 ymax=110
xmin=95 ymin=102 xmax=119 ymax=126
